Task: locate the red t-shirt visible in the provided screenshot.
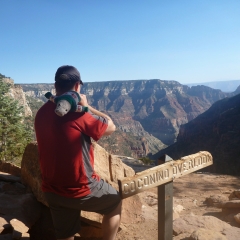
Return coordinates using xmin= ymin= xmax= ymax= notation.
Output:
xmin=34 ymin=101 xmax=108 ymax=198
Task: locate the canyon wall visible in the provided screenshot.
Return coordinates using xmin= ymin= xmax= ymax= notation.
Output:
xmin=153 ymin=93 xmax=240 ymax=175
xmin=20 ymin=79 xmax=233 ymax=146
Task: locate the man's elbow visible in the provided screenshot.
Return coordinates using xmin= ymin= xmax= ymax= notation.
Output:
xmin=104 ymin=122 xmax=116 ymax=136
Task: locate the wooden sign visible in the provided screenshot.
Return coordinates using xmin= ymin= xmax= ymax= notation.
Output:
xmin=118 ymin=151 xmax=213 ymax=199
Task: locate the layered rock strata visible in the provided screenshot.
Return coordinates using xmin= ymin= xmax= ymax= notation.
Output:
xmin=20 ymin=80 xmax=234 ymax=157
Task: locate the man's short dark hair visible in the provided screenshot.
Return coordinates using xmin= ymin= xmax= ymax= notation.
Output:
xmin=55 ymin=65 xmax=83 ymax=94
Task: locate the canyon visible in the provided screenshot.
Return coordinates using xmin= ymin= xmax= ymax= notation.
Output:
xmin=1 ymin=75 xmax=240 ymax=239
xmin=20 ymin=79 xmax=236 ymax=158
xmin=153 ymin=92 xmax=240 ymax=175
xmin=4 ymin=76 xmax=240 ymax=174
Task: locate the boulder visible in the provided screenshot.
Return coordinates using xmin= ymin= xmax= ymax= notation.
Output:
xmin=223 ymin=212 xmax=240 ymax=228
xmin=21 ymin=141 xmax=142 ymax=234
xmin=229 ymin=190 xmax=240 ymax=200
xmin=0 ymin=161 xmax=21 ymax=177
xmin=234 ymin=190 xmax=240 ymax=199
xmin=0 ymin=171 xmax=42 ymax=240
xmin=173 ymin=215 xmax=240 ymax=240
xmin=189 ymin=228 xmax=227 ymax=240
xmin=234 ymin=213 xmax=240 ymax=225
xmin=205 ymin=195 xmax=228 ymax=206
xmin=216 ymin=200 xmax=240 ymax=208
xmin=20 ymin=143 xmax=44 ymax=205
xmin=222 ymin=207 xmax=240 ymax=216
xmin=173 ymin=204 xmax=185 ymax=214
xmin=173 ymin=233 xmax=191 ymax=240
xmin=0 ymin=172 xmax=21 ymax=183
xmin=141 ymin=192 xmax=158 ymax=207
xmin=90 ymin=142 xmax=135 ymax=188
xmin=0 ymin=173 xmax=41 ymax=228
xmin=224 ymin=213 xmax=237 ymax=223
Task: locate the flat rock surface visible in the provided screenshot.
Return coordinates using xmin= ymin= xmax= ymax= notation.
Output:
xmin=216 ymin=200 xmax=240 ymax=208
xmin=0 ymin=171 xmax=42 ymax=240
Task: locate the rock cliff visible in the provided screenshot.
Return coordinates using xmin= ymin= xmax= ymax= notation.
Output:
xmin=153 ymin=93 xmax=240 ymax=175
xmin=21 ymin=83 xmax=55 ymax=102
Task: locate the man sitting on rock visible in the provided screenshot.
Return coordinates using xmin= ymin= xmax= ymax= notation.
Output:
xmin=35 ymin=65 xmax=122 ymax=240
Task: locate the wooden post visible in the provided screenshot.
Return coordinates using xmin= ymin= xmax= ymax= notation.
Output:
xmin=158 ymin=155 xmax=173 ymax=240
xmin=118 ymin=151 xmax=213 ymax=239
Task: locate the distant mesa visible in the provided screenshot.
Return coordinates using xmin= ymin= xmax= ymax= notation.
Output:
xmin=186 ymin=79 xmax=240 ymax=93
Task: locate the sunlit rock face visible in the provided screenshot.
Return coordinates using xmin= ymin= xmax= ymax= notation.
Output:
xmin=80 ymin=80 xmax=231 ymax=145
xmin=21 ymin=83 xmax=55 ymax=102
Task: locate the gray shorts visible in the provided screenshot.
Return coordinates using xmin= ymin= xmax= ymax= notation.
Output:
xmin=44 ymin=179 xmax=121 ymax=239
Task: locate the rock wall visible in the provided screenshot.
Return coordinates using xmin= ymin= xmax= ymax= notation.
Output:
xmin=153 ymin=93 xmax=240 ymax=175
xmin=0 ymin=160 xmax=21 ymax=177
xmin=21 ymin=141 xmax=143 ymax=236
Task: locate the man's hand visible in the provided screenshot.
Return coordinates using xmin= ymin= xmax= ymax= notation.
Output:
xmin=79 ymin=94 xmax=89 ymax=107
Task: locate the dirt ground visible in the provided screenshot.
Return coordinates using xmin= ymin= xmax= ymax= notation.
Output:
xmin=114 ymin=172 xmax=240 ymax=240
xmin=76 ymin=165 xmax=240 ymax=240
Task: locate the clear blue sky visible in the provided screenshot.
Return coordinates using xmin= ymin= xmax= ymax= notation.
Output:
xmin=1 ymin=0 xmax=240 ymax=84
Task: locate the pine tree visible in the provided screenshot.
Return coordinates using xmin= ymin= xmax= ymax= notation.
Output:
xmin=0 ymin=77 xmax=32 ymax=165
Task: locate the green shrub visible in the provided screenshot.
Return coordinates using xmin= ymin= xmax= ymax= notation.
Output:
xmin=138 ymin=156 xmax=154 ymax=165
xmin=0 ymin=78 xmax=32 ymax=165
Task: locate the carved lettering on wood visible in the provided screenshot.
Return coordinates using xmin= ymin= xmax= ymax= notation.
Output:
xmin=118 ymin=151 xmax=213 ymax=199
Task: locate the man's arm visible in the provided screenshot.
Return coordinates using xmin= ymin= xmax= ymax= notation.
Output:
xmin=79 ymin=94 xmax=116 ymax=136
